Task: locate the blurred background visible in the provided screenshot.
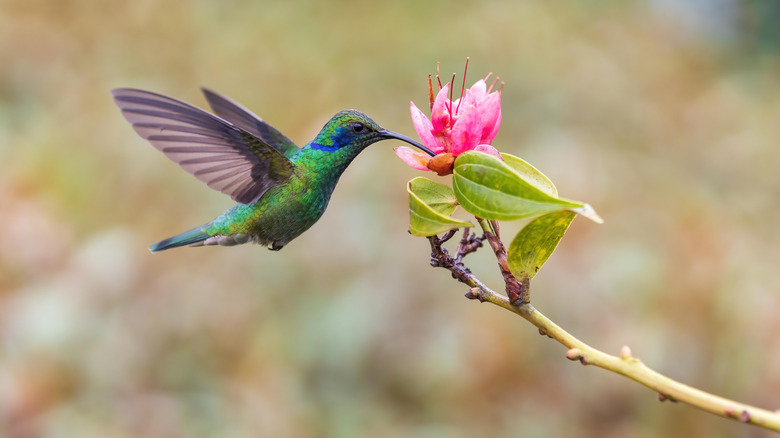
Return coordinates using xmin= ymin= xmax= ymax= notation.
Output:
xmin=2 ymin=0 xmax=780 ymax=437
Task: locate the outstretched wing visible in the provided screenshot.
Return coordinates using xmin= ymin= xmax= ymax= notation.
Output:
xmin=112 ymin=88 xmax=294 ymax=205
xmin=201 ymin=88 xmax=300 ymax=159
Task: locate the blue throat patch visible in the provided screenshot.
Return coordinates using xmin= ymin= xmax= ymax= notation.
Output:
xmin=310 ymin=142 xmax=340 ymax=152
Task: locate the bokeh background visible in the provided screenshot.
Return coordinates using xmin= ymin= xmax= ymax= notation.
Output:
xmin=2 ymin=0 xmax=780 ymax=437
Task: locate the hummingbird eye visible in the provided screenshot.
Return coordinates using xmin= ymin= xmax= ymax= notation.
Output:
xmin=351 ymin=122 xmax=365 ymax=133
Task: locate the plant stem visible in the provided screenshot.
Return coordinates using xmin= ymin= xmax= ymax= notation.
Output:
xmin=477 ymin=218 xmax=525 ymax=304
xmin=427 ymin=230 xmax=780 ymax=433
xmin=470 ymin=287 xmax=780 ymax=432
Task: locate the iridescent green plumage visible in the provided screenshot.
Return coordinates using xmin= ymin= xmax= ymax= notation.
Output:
xmin=112 ymin=88 xmax=434 ymax=252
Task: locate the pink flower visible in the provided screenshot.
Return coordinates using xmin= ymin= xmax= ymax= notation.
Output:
xmin=395 ymin=62 xmax=503 ymax=175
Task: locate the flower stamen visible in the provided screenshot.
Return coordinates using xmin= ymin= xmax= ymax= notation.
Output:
xmin=488 ymin=76 xmax=500 ymax=93
xmin=457 ymin=57 xmax=469 ymax=114
xmin=428 ymin=74 xmax=435 ymax=111
xmin=447 ymin=73 xmax=456 ymax=122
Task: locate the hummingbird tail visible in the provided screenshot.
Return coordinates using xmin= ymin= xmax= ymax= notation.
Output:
xmin=149 ymin=227 xmax=210 ymax=253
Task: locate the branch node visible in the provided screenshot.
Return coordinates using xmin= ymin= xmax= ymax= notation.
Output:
xmin=428 ymin=235 xmax=486 ymax=295
xmin=566 ymin=348 xmax=582 ymax=361
xmin=465 ymin=288 xmax=484 ymax=302
xmin=620 ymin=345 xmax=632 ymax=360
xmin=740 ymin=410 xmax=752 ymax=423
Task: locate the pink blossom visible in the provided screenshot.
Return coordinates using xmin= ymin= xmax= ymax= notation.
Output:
xmin=395 ymin=63 xmax=503 ymax=174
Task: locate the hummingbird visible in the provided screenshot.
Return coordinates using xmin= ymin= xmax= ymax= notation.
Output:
xmin=112 ymin=88 xmax=435 ymax=252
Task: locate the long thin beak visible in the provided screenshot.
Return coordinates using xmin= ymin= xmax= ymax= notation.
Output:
xmin=378 ymin=129 xmax=436 ymax=157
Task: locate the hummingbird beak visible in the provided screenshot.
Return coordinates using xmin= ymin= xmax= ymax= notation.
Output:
xmin=378 ymin=129 xmax=436 ymax=157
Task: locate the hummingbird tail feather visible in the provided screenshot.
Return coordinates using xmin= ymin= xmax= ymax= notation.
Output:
xmin=149 ymin=227 xmax=210 ymax=253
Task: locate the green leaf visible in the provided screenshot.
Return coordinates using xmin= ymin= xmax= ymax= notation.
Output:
xmin=407 ymin=177 xmax=474 ymax=236
xmin=501 ymin=153 xmax=558 ymax=197
xmin=507 ymin=210 xmax=576 ymax=281
xmin=453 ymin=151 xmax=592 ymax=221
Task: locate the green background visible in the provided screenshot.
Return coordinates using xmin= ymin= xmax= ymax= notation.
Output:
xmin=2 ymin=1 xmax=780 ymax=436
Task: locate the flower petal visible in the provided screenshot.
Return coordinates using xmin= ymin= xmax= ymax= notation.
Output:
xmin=394 ymin=146 xmax=431 ymax=171
xmin=477 ymin=92 xmax=502 ymax=143
xmin=430 ymin=84 xmax=452 ymax=133
xmin=486 ymin=106 xmax=502 ymax=143
xmin=448 ymin=93 xmax=482 ymax=155
xmin=410 ymin=102 xmax=446 ymax=153
xmin=474 ymin=144 xmax=503 ymax=160
xmin=469 ymin=79 xmax=487 ymax=101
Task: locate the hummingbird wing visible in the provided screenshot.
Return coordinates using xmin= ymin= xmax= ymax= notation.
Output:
xmin=112 ymin=88 xmax=294 ymax=205
xmin=201 ymin=88 xmax=300 ymax=159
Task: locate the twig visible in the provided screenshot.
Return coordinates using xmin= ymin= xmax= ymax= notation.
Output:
xmin=428 ymin=235 xmax=491 ymax=293
xmin=454 ymin=228 xmax=485 ymax=263
xmin=425 ymin=230 xmax=780 ymax=433
xmin=477 ymin=218 xmax=525 ymax=305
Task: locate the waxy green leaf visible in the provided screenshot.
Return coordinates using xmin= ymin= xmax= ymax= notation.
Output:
xmin=507 ymin=210 xmax=576 ymax=281
xmin=500 ymin=153 xmax=558 ymax=197
xmin=452 ymin=151 xmax=602 ymax=223
xmin=407 ymin=177 xmax=474 ymax=236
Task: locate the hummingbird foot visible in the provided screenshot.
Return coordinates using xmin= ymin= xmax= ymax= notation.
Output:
xmin=269 ymin=242 xmax=285 ymax=251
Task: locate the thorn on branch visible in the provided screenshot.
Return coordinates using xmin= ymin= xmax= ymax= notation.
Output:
xmin=658 ymin=393 xmax=677 ymax=403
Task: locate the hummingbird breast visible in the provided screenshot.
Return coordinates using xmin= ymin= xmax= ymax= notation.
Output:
xmin=206 ymin=171 xmax=337 ymax=250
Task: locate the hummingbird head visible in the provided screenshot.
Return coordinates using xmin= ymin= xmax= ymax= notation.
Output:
xmin=310 ymin=110 xmax=435 ymax=156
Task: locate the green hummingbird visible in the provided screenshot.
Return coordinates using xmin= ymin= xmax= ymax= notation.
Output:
xmin=112 ymin=88 xmax=435 ymax=252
